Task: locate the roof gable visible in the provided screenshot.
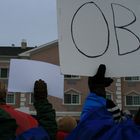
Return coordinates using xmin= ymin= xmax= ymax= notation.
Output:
xmin=19 ymin=40 xmax=58 ymax=56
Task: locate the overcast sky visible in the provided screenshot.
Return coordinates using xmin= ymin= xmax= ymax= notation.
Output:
xmin=0 ymin=0 xmax=58 ymax=47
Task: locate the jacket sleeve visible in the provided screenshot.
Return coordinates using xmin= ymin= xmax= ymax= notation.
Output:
xmin=0 ymin=108 xmax=17 ymax=140
xmin=106 ymin=99 xmax=125 ymax=123
xmin=34 ymin=99 xmax=57 ymax=140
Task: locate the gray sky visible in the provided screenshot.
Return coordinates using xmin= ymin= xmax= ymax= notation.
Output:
xmin=0 ymin=0 xmax=58 ymax=47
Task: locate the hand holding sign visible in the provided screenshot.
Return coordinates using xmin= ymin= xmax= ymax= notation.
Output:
xmin=34 ymin=79 xmax=48 ymax=101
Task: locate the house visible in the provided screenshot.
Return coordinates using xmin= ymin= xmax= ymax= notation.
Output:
xmin=0 ymin=40 xmax=34 ymax=108
xmin=0 ymin=40 xmax=140 ymax=119
xmin=19 ymin=40 xmax=117 ymax=119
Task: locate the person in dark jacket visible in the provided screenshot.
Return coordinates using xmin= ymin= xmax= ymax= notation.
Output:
xmin=66 ymin=64 xmax=140 ymax=140
xmin=0 ymin=79 xmax=57 ymax=140
xmin=33 ymin=79 xmax=57 ymax=140
xmin=81 ymin=64 xmax=122 ymax=122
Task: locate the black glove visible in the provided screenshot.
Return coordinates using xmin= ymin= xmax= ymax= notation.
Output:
xmin=88 ymin=64 xmax=113 ymax=98
xmin=34 ymin=79 xmax=48 ymax=101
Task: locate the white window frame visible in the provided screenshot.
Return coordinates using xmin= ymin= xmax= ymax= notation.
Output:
xmin=124 ymin=76 xmax=140 ymax=81
xmin=63 ymin=90 xmax=81 ymax=105
xmin=125 ymin=95 xmax=140 ymax=106
xmin=64 ymin=75 xmax=80 ymax=79
xmin=6 ymin=93 xmax=15 ymax=104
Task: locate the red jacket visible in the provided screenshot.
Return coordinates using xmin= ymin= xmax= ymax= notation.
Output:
xmin=56 ymin=131 xmax=69 ymax=140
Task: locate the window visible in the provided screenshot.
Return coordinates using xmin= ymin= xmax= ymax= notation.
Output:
xmin=6 ymin=94 xmax=15 ymax=104
xmin=64 ymin=90 xmax=81 ymax=105
xmin=126 ymin=95 xmax=140 ymax=106
xmin=0 ymin=68 xmax=8 ymax=78
xmin=106 ymin=94 xmax=112 ymax=100
xmin=64 ymin=75 xmax=80 ymax=79
xmin=125 ymin=76 xmax=140 ymax=81
xmin=106 ymin=91 xmax=112 ymax=100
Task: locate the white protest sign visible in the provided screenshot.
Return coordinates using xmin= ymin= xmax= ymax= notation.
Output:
xmin=57 ymin=0 xmax=140 ymax=77
xmin=8 ymin=59 xmax=64 ymax=99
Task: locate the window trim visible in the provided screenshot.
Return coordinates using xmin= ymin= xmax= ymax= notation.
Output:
xmin=125 ymin=95 xmax=140 ymax=106
xmin=64 ymin=75 xmax=80 ymax=80
xmin=124 ymin=76 xmax=140 ymax=82
xmin=106 ymin=91 xmax=113 ymax=100
xmin=106 ymin=94 xmax=112 ymax=100
xmin=29 ymin=93 xmax=33 ymax=104
xmin=6 ymin=93 xmax=15 ymax=105
xmin=0 ymin=68 xmax=9 ymax=79
xmin=63 ymin=90 xmax=81 ymax=105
